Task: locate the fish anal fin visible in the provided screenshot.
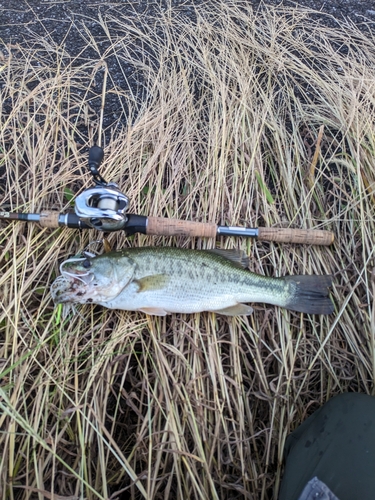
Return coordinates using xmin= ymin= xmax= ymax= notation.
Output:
xmin=210 ymin=303 xmax=254 ymax=316
xmin=206 ymin=249 xmax=250 ymax=269
xmin=135 ymin=274 xmax=169 ymax=292
xmin=139 ymin=307 xmax=169 ymax=316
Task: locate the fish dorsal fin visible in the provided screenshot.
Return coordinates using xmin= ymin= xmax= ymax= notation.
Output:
xmin=205 ymin=249 xmax=250 ymax=269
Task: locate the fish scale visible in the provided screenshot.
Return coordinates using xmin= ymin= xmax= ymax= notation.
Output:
xmin=51 ymin=247 xmax=334 ymax=316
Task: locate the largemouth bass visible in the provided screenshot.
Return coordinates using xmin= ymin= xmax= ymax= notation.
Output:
xmin=51 ymin=247 xmax=334 ymax=316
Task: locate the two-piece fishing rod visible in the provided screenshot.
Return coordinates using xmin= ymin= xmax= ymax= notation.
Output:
xmin=0 ymin=146 xmax=334 ymax=246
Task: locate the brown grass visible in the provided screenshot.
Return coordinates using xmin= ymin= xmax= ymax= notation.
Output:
xmin=0 ymin=2 xmax=374 ymax=499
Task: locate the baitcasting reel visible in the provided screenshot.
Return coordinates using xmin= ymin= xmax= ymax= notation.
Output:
xmin=74 ymin=146 xmax=130 ymax=231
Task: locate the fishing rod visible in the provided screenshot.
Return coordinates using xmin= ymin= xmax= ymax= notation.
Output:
xmin=0 ymin=146 xmax=334 ymax=246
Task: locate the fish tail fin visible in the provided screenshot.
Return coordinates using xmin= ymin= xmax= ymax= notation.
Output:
xmin=284 ymin=275 xmax=334 ymax=314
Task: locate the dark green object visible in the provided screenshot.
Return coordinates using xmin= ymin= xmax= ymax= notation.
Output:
xmin=279 ymin=392 xmax=375 ymax=500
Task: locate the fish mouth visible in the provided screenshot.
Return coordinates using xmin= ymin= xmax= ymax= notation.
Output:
xmin=50 ymin=274 xmax=91 ymax=304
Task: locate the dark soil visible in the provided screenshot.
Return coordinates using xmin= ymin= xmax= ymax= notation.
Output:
xmin=1 ymin=0 xmax=374 ymax=132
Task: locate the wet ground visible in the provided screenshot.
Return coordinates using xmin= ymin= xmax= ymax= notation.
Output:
xmin=1 ymin=0 xmax=374 ymax=131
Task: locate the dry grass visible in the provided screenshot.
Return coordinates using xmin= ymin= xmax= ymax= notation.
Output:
xmin=1 ymin=2 xmax=375 ymax=499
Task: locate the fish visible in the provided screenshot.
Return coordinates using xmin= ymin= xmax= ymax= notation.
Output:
xmin=50 ymin=247 xmax=334 ymax=316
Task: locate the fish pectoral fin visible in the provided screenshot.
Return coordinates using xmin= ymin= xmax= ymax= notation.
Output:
xmin=139 ymin=307 xmax=169 ymax=316
xmin=210 ymin=303 xmax=254 ymax=316
xmin=135 ymin=274 xmax=169 ymax=292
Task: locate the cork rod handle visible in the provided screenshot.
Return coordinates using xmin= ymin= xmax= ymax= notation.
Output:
xmin=40 ymin=211 xmax=60 ymax=228
xmin=146 ymin=217 xmax=217 ymax=238
xmin=257 ymin=227 xmax=334 ymax=245
xmin=147 ymin=217 xmax=334 ymax=245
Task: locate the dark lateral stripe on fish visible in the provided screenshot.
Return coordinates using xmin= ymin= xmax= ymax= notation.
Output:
xmin=283 ymin=275 xmax=334 ymax=314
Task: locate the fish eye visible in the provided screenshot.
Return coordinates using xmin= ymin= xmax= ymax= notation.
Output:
xmin=82 ymin=259 xmax=92 ymax=269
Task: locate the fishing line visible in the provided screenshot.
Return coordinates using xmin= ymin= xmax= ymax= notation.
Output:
xmin=59 ymin=256 xmax=93 ymax=283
